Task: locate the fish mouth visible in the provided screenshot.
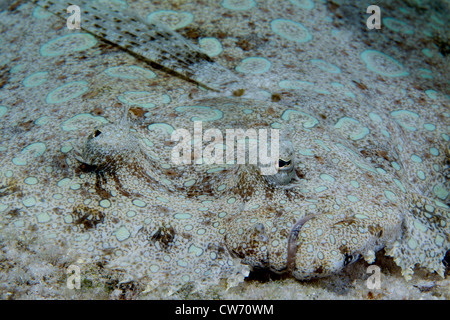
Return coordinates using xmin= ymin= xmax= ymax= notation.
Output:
xmin=286 ymin=214 xmax=318 ymax=275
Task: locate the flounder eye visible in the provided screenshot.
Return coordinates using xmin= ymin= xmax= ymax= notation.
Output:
xmin=278 ymin=158 xmax=292 ymax=169
xmin=93 ymin=129 xmax=102 ymax=138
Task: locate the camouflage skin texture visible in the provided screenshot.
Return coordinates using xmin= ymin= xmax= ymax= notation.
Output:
xmin=0 ymin=0 xmax=448 ymax=295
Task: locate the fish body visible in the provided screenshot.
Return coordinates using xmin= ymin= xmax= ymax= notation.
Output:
xmin=0 ymin=0 xmax=448 ymax=297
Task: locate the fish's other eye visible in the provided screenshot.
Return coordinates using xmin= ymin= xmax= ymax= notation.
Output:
xmin=278 ymin=158 xmax=292 ymax=169
xmin=93 ymin=129 xmax=102 ymax=138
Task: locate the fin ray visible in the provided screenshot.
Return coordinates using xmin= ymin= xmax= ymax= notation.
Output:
xmin=33 ymin=0 xmax=239 ymax=90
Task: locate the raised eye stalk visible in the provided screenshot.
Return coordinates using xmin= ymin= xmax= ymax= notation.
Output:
xmin=262 ymin=138 xmax=300 ymax=188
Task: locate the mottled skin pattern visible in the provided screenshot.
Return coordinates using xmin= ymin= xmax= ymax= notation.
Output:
xmin=0 ymin=0 xmax=449 ymax=296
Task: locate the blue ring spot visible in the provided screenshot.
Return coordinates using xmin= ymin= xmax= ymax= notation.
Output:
xmin=222 ymin=0 xmax=256 ymax=10
xmin=23 ymin=71 xmax=48 ymax=87
xmin=383 ymin=17 xmax=414 ymax=34
xmin=46 ymin=81 xmax=89 ymax=104
xmin=361 ymin=50 xmax=409 ymax=77
xmin=147 ymin=10 xmax=194 ymax=30
xmin=235 ymin=57 xmax=271 ymax=74
xmin=310 ymin=59 xmax=341 ymax=74
xmin=40 ymin=34 xmax=97 ymax=57
xmin=271 ymin=19 xmax=312 ymax=43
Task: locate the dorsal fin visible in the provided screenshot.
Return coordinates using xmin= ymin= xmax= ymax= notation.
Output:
xmin=32 ymin=0 xmax=239 ymax=91
xmin=386 ymin=193 xmax=449 ymax=280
